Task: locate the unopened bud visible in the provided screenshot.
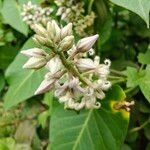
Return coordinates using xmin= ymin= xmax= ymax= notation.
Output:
xmin=33 ymin=24 xmax=47 ymax=37
xmin=21 ymin=48 xmax=47 ymax=58
xmin=23 ymin=57 xmax=47 ymax=69
xmin=59 ymin=36 xmax=74 ymax=51
xmin=47 ymin=21 xmax=55 ymax=40
xmin=34 ymin=35 xmax=47 ymax=45
xmin=51 ymin=20 xmax=61 ymax=43
xmin=76 ymin=34 xmax=99 ymax=52
xmin=61 ymin=23 xmax=72 ymax=39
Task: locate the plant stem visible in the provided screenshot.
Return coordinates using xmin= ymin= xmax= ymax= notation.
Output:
xmin=124 ymin=87 xmax=136 ymax=94
xmin=129 ymin=118 xmax=150 ymax=133
xmin=57 ymin=51 xmax=94 ymax=87
xmin=110 ymin=69 xmax=126 ymax=77
xmin=112 ymin=78 xmax=126 ymax=84
xmin=108 ymin=75 xmax=125 ymax=80
xmin=88 ymin=0 xmax=94 ymax=14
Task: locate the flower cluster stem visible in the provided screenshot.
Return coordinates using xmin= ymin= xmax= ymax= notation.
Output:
xmin=57 ymin=51 xmax=93 ymax=87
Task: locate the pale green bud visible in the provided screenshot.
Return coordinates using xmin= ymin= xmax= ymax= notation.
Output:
xmin=34 ymin=35 xmax=47 ymax=45
xmin=23 ymin=57 xmax=47 ymax=69
xmin=51 ymin=20 xmax=61 ymax=43
xmin=33 ymin=24 xmax=47 ymax=37
xmin=59 ymin=35 xmax=74 ymax=51
xmin=61 ymin=23 xmax=72 ymax=39
xmin=47 ymin=21 xmax=55 ymax=40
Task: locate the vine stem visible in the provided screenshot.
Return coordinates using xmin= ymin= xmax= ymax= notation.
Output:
xmin=110 ymin=69 xmax=126 ymax=77
xmin=129 ymin=118 xmax=150 ymax=133
xmin=124 ymin=87 xmax=136 ymax=94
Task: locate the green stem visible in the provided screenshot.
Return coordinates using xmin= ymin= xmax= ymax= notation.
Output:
xmin=88 ymin=0 xmax=94 ymax=14
xmin=112 ymin=78 xmax=126 ymax=84
xmin=57 ymin=51 xmax=93 ymax=87
xmin=108 ymin=75 xmax=125 ymax=80
xmin=139 ymin=64 xmax=144 ymax=72
xmin=129 ymin=118 xmax=150 ymax=133
xmin=124 ymin=87 xmax=136 ymax=94
xmin=110 ymin=69 xmax=126 ymax=77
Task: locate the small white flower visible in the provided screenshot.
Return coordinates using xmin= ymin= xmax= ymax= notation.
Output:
xmin=76 ymin=58 xmax=96 ymax=71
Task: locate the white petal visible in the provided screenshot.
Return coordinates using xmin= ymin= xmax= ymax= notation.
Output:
xmin=76 ymin=58 xmax=96 ymax=71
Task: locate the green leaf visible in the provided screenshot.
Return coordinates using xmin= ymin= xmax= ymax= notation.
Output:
xmin=18 ymin=0 xmax=42 ymax=5
xmin=110 ymin=0 xmax=150 ymax=28
xmin=0 ymin=73 xmax=5 ymax=92
xmin=125 ymin=67 xmax=140 ymax=88
xmin=139 ymin=65 xmax=150 ymax=103
xmin=0 ymin=45 xmax=18 ymax=70
xmin=4 ymin=38 xmax=46 ymax=109
xmin=1 ymin=0 xmax=28 ymax=35
xmin=38 ymin=111 xmax=49 ymax=128
xmin=50 ymin=85 xmax=129 ymax=150
xmin=138 ymin=46 xmax=150 ymax=64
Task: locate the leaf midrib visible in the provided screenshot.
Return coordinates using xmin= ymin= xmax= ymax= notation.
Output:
xmin=72 ymin=109 xmax=93 ymax=150
xmin=5 ymin=70 xmax=35 ymax=108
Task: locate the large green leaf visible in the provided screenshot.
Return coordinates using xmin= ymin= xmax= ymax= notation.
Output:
xmin=139 ymin=65 xmax=150 ymax=103
xmin=1 ymin=0 xmax=28 ymax=35
xmin=0 ymin=45 xmax=18 ymax=70
xmin=4 ymin=38 xmax=46 ymax=109
xmin=18 ymin=0 xmax=42 ymax=5
xmin=126 ymin=65 xmax=150 ymax=103
xmin=50 ymin=85 xmax=129 ymax=150
xmin=110 ymin=0 xmax=150 ymax=28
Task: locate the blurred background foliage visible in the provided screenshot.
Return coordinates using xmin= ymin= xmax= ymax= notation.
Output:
xmin=0 ymin=0 xmax=149 ymax=149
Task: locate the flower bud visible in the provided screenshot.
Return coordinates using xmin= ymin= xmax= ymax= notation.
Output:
xmin=21 ymin=48 xmax=47 ymax=58
xmin=76 ymin=34 xmax=99 ymax=52
xmin=33 ymin=24 xmax=47 ymax=37
xmin=47 ymin=21 xmax=55 ymax=40
xmin=61 ymin=23 xmax=72 ymax=39
xmin=34 ymin=77 xmax=55 ymax=95
xmin=34 ymin=35 xmax=47 ymax=45
xmin=23 ymin=57 xmax=47 ymax=69
xmin=51 ymin=20 xmax=61 ymax=43
xmin=56 ymin=7 xmax=65 ymax=16
xmin=59 ymin=35 xmax=74 ymax=51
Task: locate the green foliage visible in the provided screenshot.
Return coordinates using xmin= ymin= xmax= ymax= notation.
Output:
xmin=4 ymin=38 xmax=46 ymax=109
xmin=126 ymin=65 xmax=150 ymax=103
xmin=50 ymin=86 xmax=129 ymax=150
xmin=0 ymin=0 xmax=149 ymax=149
xmin=110 ymin=0 xmax=150 ymax=27
xmin=0 ymin=73 xmax=5 ymax=92
xmin=138 ymin=45 xmax=150 ymax=64
xmin=1 ymin=0 xmax=28 ymax=35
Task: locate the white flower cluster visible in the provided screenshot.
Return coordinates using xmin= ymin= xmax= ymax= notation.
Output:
xmin=21 ymin=20 xmax=111 ymax=110
xmin=55 ymin=0 xmax=96 ymax=37
xmin=21 ymin=1 xmax=53 ymax=28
